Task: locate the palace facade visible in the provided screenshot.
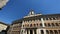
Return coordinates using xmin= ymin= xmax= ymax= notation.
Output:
xmin=7 ymin=10 xmax=60 ymax=34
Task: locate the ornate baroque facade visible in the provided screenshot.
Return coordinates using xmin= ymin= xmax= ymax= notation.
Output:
xmin=7 ymin=10 xmax=60 ymax=34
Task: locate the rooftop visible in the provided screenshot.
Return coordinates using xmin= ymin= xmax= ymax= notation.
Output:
xmin=24 ymin=9 xmax=42 ymax=18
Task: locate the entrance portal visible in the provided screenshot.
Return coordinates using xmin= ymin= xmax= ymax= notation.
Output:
xmin=26 ymin=28 xmax=37 ymax=34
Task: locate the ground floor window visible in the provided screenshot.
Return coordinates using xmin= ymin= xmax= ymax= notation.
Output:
xmin=41 ymin=30 xmax=44 ymax=34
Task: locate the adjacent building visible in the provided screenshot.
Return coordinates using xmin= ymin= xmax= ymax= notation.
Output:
xmin=7 ymin=20 xmax=22 ymax=34
xmin=7 ymin=10 xmax=60 ymax=34
xmin=0 ymin=22 xmax=8 ymax=34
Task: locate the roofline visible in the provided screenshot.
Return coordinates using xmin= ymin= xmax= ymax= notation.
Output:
xmin=0 ymin=22 xmax=9 ymax=26
xmin=12 ymin=14 xmax=60 ymax=24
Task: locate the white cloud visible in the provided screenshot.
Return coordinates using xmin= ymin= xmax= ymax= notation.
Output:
xmin=0 ymin=0 xmax=9 ymax=8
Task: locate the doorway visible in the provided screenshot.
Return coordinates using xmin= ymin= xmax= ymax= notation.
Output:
xmin=30 ymin=30 xmax=33 ymax=34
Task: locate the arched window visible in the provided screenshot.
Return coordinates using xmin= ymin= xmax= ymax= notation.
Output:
xmin=40 ymin=23 xmax=42 ymax=27
xmin=46 ymin=30 xmax=49 ymax=34
xmin=55 ymin=23 xmax=59 ymax=26
xmin=54 ymin=30 xmax=58 ymax=34
xmin=58 ymin=30 xmax=60 ymax=34
xmin=50 ymin=30 xmax=53 ymax=34
xmin=39 ymin=18 xmax=41 ymax=21
xmin=53 ymin=18 xmax=56 ymax=20
xmin=23 ymin=25 xmax=24 ymax=27
xmin=34 ymin=24 xmax=36 ymax=26
xmin=44 ymin=23 xmax=47 ymax=26
xmin=51 ymin=23 xmax=55 ymax=26
xmin=49 ymin=18 xmax=52 ymax=20
xmin=37 ymin=24 xmax=38 ymax=26
xmin=48 ymin=23 xmax=51 ymax=27
xmin=30 ymin=24 xmax=32 ymax=27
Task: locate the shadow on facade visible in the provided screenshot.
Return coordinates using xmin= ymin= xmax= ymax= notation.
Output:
xmin=0 ymin=30 xmax=7 ymax=34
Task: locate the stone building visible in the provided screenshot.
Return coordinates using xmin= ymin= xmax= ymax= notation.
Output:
xmin=7 ymin=20 xmax=22 ymax=34
xmin=8 ymin=10 xmax=60 ymax=34
xmin=0 ymin=22 xmax=8 ymax=34
xmin=21 ymin=10 xmax=60 ymax=34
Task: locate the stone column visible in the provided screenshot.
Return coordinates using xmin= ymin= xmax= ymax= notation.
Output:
xmin=33 ymin=30 xmax=35 ymax=34
xmin=49 ymin=30 xmax=50 ymax=34
xmin=41 ymin=18 xmax=45 ymax=27
xmin=57 ymin=30 xmax=59 ymax=34
xmin=36 ymin=29 xmax=41 ymax=34
xmin=39 ymin=30 xmax=41 ymax=34
xmin=43 ymin=29 xmax=46 ymax=34
xmin=36 ymin=29 xmax=38 ymax=34
xmin=56 ymin=30 xmax=58 ymax=34
xmin=26 ymin=30 xmax=27 ymax=34
xmin=37 ymin=29 xmax=45 ymax=34
xmin=53 ymin=30 xmax=55 ymax=34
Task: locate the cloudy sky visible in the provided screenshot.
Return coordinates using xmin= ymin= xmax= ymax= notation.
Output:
xmin=0 ymin=0 xmax=60 ymax=24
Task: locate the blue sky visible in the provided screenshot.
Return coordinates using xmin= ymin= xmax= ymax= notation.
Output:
xmin=0 ymin=0 xmax=60 ymax=24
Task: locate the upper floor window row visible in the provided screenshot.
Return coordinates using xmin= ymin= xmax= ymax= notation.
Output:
xmin=43 ymin=17 xmax=58 ymax=20
xmin=23 ymin=17 xmax=58 ymax=23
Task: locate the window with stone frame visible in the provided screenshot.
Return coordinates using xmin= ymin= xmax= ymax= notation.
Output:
xmin=37 ymin=23 xmax=38 ymax=26
xmin=43 ymin=18 xmax=46 ymax=20
xmin=44 ymin=23 xmax=47 ymax=26
xmin=55 ymin=23 xmax=59 ymax=26
xmin=58 ymin=30 xmax=60 ymax=33
xmin=23 ymin=25 xmax=24 ymax=27
xmin=39 ymin=18 xmax=41 ymax=21
xmin=34 ymin=24 xmax=36 ymax=27
xmin=30 ymin=24 xmax=32 ymax=27
xmin=54 ymin=30 xmax=58 ymax=34
xmin=46 ymin=30 xmax=49 ymax=34
xmin=48 ymin=23 xmax=51 ymax=27
xmin=41 ymin=30 xmax=44 ymax=34
xmin=53 ymin=17 xmax=56 ymax=20
xmin=50 ymin=30 xmax=53 ymax=34
xmin=49 ymin=18 xmax=52 ymax=20
xmin=51 ymin=23 xmax=55 ymax=27
xmin=40 ymin=23 xmax=42 ymax=27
